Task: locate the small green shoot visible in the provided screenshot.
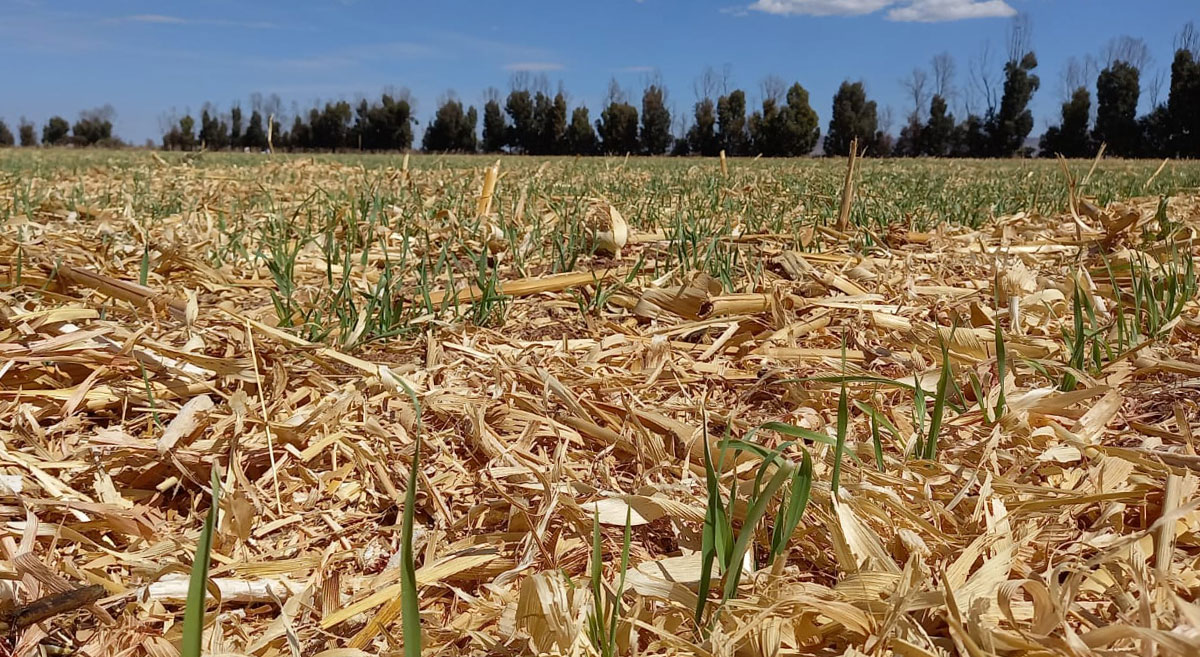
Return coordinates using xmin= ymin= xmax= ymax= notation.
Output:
xmin=994 ymin=322 xmax=1007 ymax=420
xmin=694 ymin=422 xmax=812 ymax=629
xmin=921 ymin=339 xmax=953 ymax=461
xmin=587 ymin=507 xmax=632 ymax=657
xmin=181 ymin=468 xmax=221 ymax=657
xmin=398 ymin=379 xmax=424 ymax=657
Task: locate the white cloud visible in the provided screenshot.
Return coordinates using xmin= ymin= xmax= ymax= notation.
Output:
xmin=257 ymin=42 xmax=436 ymax=72
xmin=122 ymin=14 xmax=187 ymax=24
xmin=748 ymin=0 xmax=892 ymax=16
xmin=747 ymin=0 xmax=1014 ymax=21
xmin=110 ymin=14 xmax=282 ymax=29
xmin=504 ymin=61 xmax=565 ymax=72
xmin=886 ymin=0 xmax=1015 ymax=21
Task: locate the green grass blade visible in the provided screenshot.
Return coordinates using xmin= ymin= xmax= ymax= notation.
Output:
xmin=784 ymin=374 xmax=917 ymax=392
xmin=967 ymin=370 xmax=988 ymax=424
xmin=694 ymin=425 xmax=719 ymax=627
xmin=830 ymin=375 xmax=850 ymax=494
xmin=397 ymin=380 xmax=424 ymax=657
xmin=924 ymin=343 xmax=952 ymax=461
xmin=769 ymin=448 xmax=813 ymax=562
xmin=608 ymin=507 xmax=632 ymax=654
xmin=754 ymin=421 xmax=837 ymax=447
xmin=868 ymin=403 xmax=884 ymax=471
xmin=181 ymin=468 xmax=221 ymax=657
xmin=912 ymin=372 xmax=927 ymax=458
xmin=720 ymin=461 xmax=792 ymax=603
xmin=588 ymin=509 xmax=607 ymax=656
xmin=994 ymin=322 xmax=1007 ymax=419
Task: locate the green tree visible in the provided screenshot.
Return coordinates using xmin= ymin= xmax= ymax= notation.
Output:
xmin=1167 ymin=33 xmax=1200 ymax=157
xmin=42 ymin=116 xmax=70 ymax=146
xmin=951 ymin=114 xmax=990 ymax=157
xmin=200 ymin=109 xmax=215 ymax=148
xmin=462 ymin=107 xmax=478 ymax=152
xmin=596 ymin=96 xmax=639 ymax=155
xmin=179 ymin=115 xmax=197 ymax=150
xmin=505 ymin=89 xmax=536 ymax=153
xmin=687 ymin=98 xmax=719 ymax=156
xmin=352 ymin=99 xmax=371 ymax=149
xmin=199 ymin=106 xmax=230 ymax=150
xmin=825 ymin=81 xmax=879 ymax=156
xmin=367 ymin=93 xmax=415 ymax=151
xmin=0 ymin=120 xmax=13 ymax=147
xmin=1139 ymin=105 xmax=1173 ymax=158
xmin=422 ymin=98 xmax=477 ymax=152
xmin=566 ymin=106 xmax=598 ymax=155
xmin=988 ymin=52 xmax=1040 ymax=156
xmin=311 ymin=102 xmax=353 ymax=150
xmin=894 ymin=115 xmax=923 ymax=157
xmin=920 ymin=95 xmax=955 ymax=156
xmin=482 ymin=96 xmax=507 ymax=153
xmin=230 ymin=105 xmax=243 ymax=147
xmin=1039 ymin=87 xmax=1093 ymax=157
xmin=289 ymin=115 xmax=311 ymax=150
xmin=716 ymin=90 xmax=748 ymax=155
xmin=244 ymin=110 xmax=267 ymax=150
xmin=18 ymin=119 xmax=36 ymax=147
xmin=748 ymin=97 xmax=781 ymax=156
xmin=1093 ymin=61 xmax=1141 ymax=157
xmin=640 ymin=84 xmax=672 ymax=155
xmin=72 ymin=105 xmax=116 ymax=146
xmin=780 ymin=82 xmax=820 ymax=156
xmin=532 ymin=91 xmax=568 ymax=154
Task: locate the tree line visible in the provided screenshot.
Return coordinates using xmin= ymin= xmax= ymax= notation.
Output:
xmin=0 ymin=105 xmax=119 ymax=148
xmin=3 ymin=19 xmax=1198 ymax=159
xmin=1038 ymin=26 xmax=1200 ymax=158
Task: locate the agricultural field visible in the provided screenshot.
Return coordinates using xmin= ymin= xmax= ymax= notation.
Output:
xmin=2 ymin=149 xmax=1200 ymax=656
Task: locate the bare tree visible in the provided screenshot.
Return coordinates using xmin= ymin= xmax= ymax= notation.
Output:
xmin=531 ymin=74 xmax=550 ymax=96
xmin=1177 ymin=21 xmax=1199 ymax=56
xmin=509 ymin=72 xmax=531 ymax=92
xmin=643 ymin=70 xmax=665 ymax=94
xmin=384 ymin=86 xmax=416 ymax=113
xmin=1006 ymin=13 xmax=1033 ymax=63
xmin=760 ymin=75 xmax=786 ymax=104
xmin=158 ymin=109 xmax=181 ymax=137
xmin=694 ymin=66 xmax=721 ymax=102
xmin=1147 ymin=69 xmax=1166 ymax=107
xmin=1059 ymin=55 xmax=1098 ymax=100
xmin=263 ymin=94 xmax=283 ymax=122
xmin=1103 ymin=36 xmax=1151 ymax=71
xmin=483 ymin=86 xmax=501 ymax=104
xmin=900 ymin=68 xmax=931 ymax=120
xmin=931 ymin=52 xmax=956 ymax=100
xmin=967 ymin=41 xmax=998 ymax=114
xmin=672 ymin=110 xmax=689 ymax=139
xmin=605 ymin=77 xmax=627 ymax=106
xmin=879 ymin=105 xmax=895 ymax=135
xmin=719 ymin=64 xmax=733 ymax=96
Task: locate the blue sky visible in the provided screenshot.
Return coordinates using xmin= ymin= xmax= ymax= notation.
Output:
xmin=1 ymin=1 xmax=1195 ymax=144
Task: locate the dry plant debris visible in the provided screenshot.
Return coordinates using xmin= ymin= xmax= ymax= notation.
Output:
xmin=1 ymin=151 xmax=1200 ymax=656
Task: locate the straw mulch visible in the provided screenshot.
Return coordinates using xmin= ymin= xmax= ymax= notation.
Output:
xmin=1 ymin=158 xmax=1199 ymax=656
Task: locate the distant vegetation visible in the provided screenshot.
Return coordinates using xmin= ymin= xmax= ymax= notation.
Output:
xmin=3 ymin=18 xmax=1198 ymax=159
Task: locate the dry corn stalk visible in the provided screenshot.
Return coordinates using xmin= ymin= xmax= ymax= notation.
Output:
xmin=835 ymin=136 xmax=859 ymax=233
xmin=586 ymin=197 xmax=629 ymax=257
xmin=477 ymin=159 xmax=500 ymax=217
